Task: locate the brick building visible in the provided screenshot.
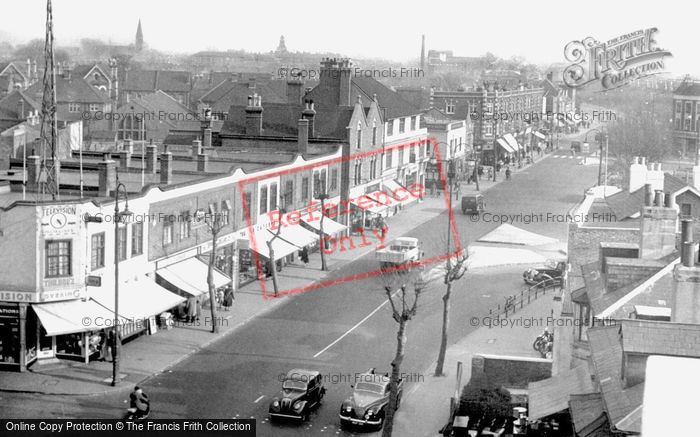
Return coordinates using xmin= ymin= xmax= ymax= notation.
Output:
xmin=672 ymin=78 xmax=700 ymax=157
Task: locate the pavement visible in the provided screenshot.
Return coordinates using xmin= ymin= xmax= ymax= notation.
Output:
xmin=0 ymin=152 xmax=543 ymax=396
xmin=393 ymin=288 xmax=562 ymax=437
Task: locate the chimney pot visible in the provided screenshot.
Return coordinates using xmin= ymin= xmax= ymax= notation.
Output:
xmin=681 ymin=219 xmax=693 ymax=245
xmin=654 ymin=190 xmax=664 ymax=207
xmin=682 ymin=241 xmax=696 ymax=267
xmin=645 ymin=183 xmax=654 ymax=206
xmin=160 ymin=152 xmax=173 ymax=185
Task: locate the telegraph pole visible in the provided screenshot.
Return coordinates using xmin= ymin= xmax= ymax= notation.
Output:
xmin=39 ymin=0 xmax=59 ymax=200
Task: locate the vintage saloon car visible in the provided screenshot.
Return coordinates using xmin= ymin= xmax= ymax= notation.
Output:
xmin=269 ymin=369 xmax=326 ymax=421
xmin=339 ymin=369 xmax=403 ymax=429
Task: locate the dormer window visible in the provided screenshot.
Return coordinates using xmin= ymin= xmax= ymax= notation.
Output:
xmin=445 ymin=101 xmax=455 ymax=114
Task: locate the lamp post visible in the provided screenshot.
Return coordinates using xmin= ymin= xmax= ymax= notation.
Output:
xmin=315 ymin=192 xmax=329 ymax=271
xmin=584 ymin=128 xmax=607 ymax=186
xmin=112 ymin=171 xmax=132 ymax=387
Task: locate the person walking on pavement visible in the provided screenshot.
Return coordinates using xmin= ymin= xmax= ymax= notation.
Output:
xmin=377 ymin=215 xmax=388 ymax=240
xmin=223 ymin=287 xmax=234 ymax=311
xmin=505 ymin=167 xmax=511 ymax=180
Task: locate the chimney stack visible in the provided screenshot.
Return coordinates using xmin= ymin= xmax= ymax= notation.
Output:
xmin=640 ymin=188 xmax=678 ymax=260
xmin=672 ymin=221 xmax=700 ymax=323
xmin=97 ymin=159 xmax=116 ymax=197
xmin=245 ymin=94 xmax=263 ymax=136
xmin=118 ymin=149 xmax=131 ymax=168
xmin=26 ymin=155 xmax=41 ymax=191
xmin=197 ymin=153 xmax=208 ymax=172
xmin=629 ymin=156 xmax=648 ymax=193
xmin=287 ymin=78 xmax=303 ymax=104
xmin=202 ymin=127 xmax=212 ymax=149
xmin=298 ymin=119 xmax=309 ymax=155
xmin=191 ymin=139 xmax=202 ymax=156
xmin=302 ymin=100 xmax=316 ymax=137
xmin=146 ymin=144 xmax=158 ymax=173
xmin=160 ymin=151 xmax=172 ymax=185
xmin=644 ymin=183 xmax=654 ymax=207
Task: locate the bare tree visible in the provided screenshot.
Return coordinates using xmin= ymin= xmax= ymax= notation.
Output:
xmin=379 ymin=268 xmax=427 ymax=437
xmin=204 ymin=211 xmax=225 ymax=333
xmin=434 ymin=249 xmax=469 ymax=377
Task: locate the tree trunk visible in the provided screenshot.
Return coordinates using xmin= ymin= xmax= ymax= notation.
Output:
xmin=382 ymin=318 xmax=406 ymax=437
xmin=434 ymin=282 xmax=452 ymax=376
xmin=207 ymin=230 xmax=219 ymax=333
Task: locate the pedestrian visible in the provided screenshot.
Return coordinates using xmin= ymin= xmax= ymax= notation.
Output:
xmin=223 ymin=287 xmax=234 ymax=311
xmin=378 ymin=216 xmax=387 ymax=239
xmin=107 ymin=329 xmax=120 ymax=362
xmin=99 ymin=331 xmax=108 ymax=361
xmin=186 ymin=296 xmax=196 ymax=323
xmin=300 ymin=246 xmax=309 ymax=264
xmin=506 ymin=167 xmax=511 ymax=180
xmin=195 ymin=297 xmax=202 ymax=321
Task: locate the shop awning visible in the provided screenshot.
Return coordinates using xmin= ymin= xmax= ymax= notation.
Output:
xmin=248 ymin=228 xmax=300 ymax=259
xmin=92 ymin=277 xmax=185 ymax=321
xmin=32 ymin=299 xmax=128 ymax=336
xmin=533 ymin=131 xmax=547 ymax=140
xmin=301 ymin=216 xmax=347 ymax=235
xmin=504 ymin=133 xmax=521 ymax=151
xmin=157 ymin=257 xmax=231 ymax=297
xmin=496 ymin=138 xmax=515 ymax=153
xmin=351 ymin=194 xmax=388 ymax=214
xmin=277 ymin=224 xmax=319 ymax=248
xmin=382 ymin=180 xmax=418 ymax=207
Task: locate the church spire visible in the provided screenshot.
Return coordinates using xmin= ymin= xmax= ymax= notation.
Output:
xmin=135 ymin=19 xmax=144 ymax=52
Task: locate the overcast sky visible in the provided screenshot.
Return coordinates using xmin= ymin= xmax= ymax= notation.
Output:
xmin=0 ymin=0 xmax=695 ymax=75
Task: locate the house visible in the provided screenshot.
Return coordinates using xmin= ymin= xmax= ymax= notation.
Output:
xmin=672 ymin=78 xmax=700 ymax=157
xmin=122 ymin=69 xmax=193 ymax=107
xmin=197 ymin=76 xmax=288 ymax=116
xmin=421 ymin=107 xmax=472 ymax=178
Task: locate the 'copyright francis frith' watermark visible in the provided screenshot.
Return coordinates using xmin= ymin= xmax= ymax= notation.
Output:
xmin=277 ymin=371 xmax=424 ymax=385
xmin=466 ymin=212 xmax=617 ymax=225
xmin=80 ymin=315 xmax=229 ymax=329
xmin=277 ymin=66 xmax=424 ymax=80
xmin=81 ymin=211 xmax=229 ymax=225
xmin=469 ymin=315 xmax=618 ymax=329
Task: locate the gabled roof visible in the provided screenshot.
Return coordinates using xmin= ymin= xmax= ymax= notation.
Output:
xmin=421 ymin=107 xmax=456 ymax=124
xmin=0 ymin=62 xmax=27 ymax=81
xmin=220 ymin=103 xmax=353 ymax=139
xmin=0 ymin=89 xmax=41 ymax=120
xmin=25 ymin=74 xmax=109 ymax=104
xmin=200 ymin=79 xmax=288 ymax=112
xmin=605 ymin=187 xmax=644 ymax=220
xmin=124 ymin=70 xmax=192 ymax=93
xmin=620 ymin=318 xmax=700 ymax=357
xmin=120 ymin=90 xmax=199 ymax=131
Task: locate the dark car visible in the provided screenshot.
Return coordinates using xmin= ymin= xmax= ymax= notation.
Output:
xmin=523 ymin=260 xmax=566 ymax=287
xmin=269 ymin=369 xmax=326 ymax=422
xmin=461 ymin=194 xmax=484 ymax=215
xmin=339 ymin=369 xmax=403 ymax=430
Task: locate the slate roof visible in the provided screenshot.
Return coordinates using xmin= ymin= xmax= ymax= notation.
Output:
xmin=200 ymin=78 xmax=288 ymax=112
xmin=674 ymin=80 xmax=700 ymax=96
xmin=605 ymin=187 xmax=644 ymax=220
xmin=527 ymin=365 xmax=594 ymax=420
xmin=305 ymin=75 xmax=420 ymax=120
xmin=220 ymin=102 xmax=353 ymax=139
xmin=619 ymin=318 xmax=700 ymax=357
xmin=568 ymin=392 xmax=606 ymax=435
xmin=124 ymin=70 xmax=192 ymax=93
xmin=0 ymin=90 xmax=41 ymax=120
xmin=25 ymin=74 xmax=109 ymax=104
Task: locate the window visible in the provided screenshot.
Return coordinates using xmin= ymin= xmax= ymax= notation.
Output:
xmin=387 ymin=121 xmax=394 ymax=136
xmin=163 ymin=221 xmax=173 ymax=246
xmin=243 ymin=191 xmax=253 ymax=223
xmin=269 ymin=183 xmax=278 ymax=212
xmin=313 ymin=169 xmax=327 ymax=197
xmin=354 ymin=161 xmax=363 ymax=185
xmin=370 ymin=156 xmax=377 ymax=179
xmin=685 ymin=101 xmax=692 ymax=115
xmin=385 ymin=150 xmax=393 ymax=168
xmin=399 ymin=146 xmax=405 ymax=165
xmin=446 ymin=101 xmax=455 ymax=114
xmin=259 ymin=185 xmax=268 ymax=214
xmin=330 ymin=168 xmax=338 ymax=191
xmin=221 ymin=200 xmax=231 ymax=225
xmin=685 ymin=116 xmax=691 ymax=131
xmin=91 ymin=233 xmax=105 ymax=270
xmin=68 ymin=103 xmax=81 ymax=113
xmin=283 ymin=180 xmax=294 ymax=208
xmin=179 ymin=211 xmax=191 ymax=240
xmin=46 ymin=240 xmax=71 ymax=278
xmin=675 ymin=115 xmax=681 ymax=130
xmin=356 ymin=122 xmax=362 ymax=149
xmin=117 ymin=226 xmax=127 ymax=260
xmin=301 ymin=177 xmax=310 ymax=202
xmin=372 ymin=123 xmax=377 ymax=146
xmin=410 ymin=116 xmax=416 ymax=131
xmin=399 ymin=118 xmax=406 ymax=133
xmin=131 ymin=222 xmax=143 ymax=255
xmin=89 ymin=104 xmax=100 ymax=112
xmin=681 ymin=203 xmax=692 ymax=217
xmin=484 ymin=124 xmax=493 ymax=136
xmin=485 ymin=102 xmax=494 ymax=113
xmin=676 ymin=101 xmax=682 ymax=114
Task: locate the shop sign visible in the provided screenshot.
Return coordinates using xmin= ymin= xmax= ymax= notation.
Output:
xmin=41 ymin=205 xmax=81 ymax=237
xmin=0 ymin=302 xmax=19 ymax=318
xmin=0 ymin=288 xmax=83 ymax=303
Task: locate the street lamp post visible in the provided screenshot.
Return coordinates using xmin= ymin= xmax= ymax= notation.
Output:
xmin=112 ymin=171 xmax=132 ymax=387
xmin=584 ymin=128 xmax=607 ymax=186
xmin=315 ymin=193 xmax=329 ymax=271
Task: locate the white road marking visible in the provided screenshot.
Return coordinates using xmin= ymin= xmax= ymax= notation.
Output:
xmin=254 ymin=395 xmax=265 ymax=403
xmin=313 ymin=291 xmax=398 ymax=358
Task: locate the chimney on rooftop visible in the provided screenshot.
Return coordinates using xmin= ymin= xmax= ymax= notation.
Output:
xmin=26 ymin=155 xmax=41 ymax=191
xmin=302 ymin=99 xmax=316 ymax=138
xmin=639 ymin=188 xmax=678 ymax=260
xmin=629 ymin=156 xmax=647 ymax=193
xmin=298 ymin=119 xmax=309 ymax=155
xmin=146 ymin=144 xmax=158 ymax=173
xmin=672 ymin=219 xmax=700 ymax=323
xmin=197 ymin=152 xmax=208 ymax=172
xmin=287 ymin=78 xmax=303 ymax=104
xmin=191 ymin=139 xmax=202 ymax=157
xmin=97 ymin=159 xmax=116 ymax=197
xmin=245 ymin=94 xmax=263 ymax=136
xmin=160 ymin=151 xmax=172 ymax=185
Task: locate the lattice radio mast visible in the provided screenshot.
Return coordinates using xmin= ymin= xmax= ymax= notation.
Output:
xmin=38 ymin=0 xmax=59 ymax=200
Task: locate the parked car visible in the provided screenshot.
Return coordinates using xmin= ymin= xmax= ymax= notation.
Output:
xmin=339 ymin=368 xmax=403 ymax=430
xmin=269 ymin=369 xmax=326 ymax=422
xmin=522 ymin=260 xmax=566 ymax=287
xmin=376 ymin=237 xmax=422 ymax=270
xmin=461 ymin=194 xmax=484 ymax=215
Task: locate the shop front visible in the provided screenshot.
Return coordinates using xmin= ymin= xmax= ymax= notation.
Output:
xmin=0 ymin=302 xmax=22 ymax=369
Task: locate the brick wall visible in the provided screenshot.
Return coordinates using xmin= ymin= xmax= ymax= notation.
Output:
xmin=605 ymin=257 xmax=665 ymax=292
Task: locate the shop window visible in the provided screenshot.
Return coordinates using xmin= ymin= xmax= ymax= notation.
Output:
xmin=46 ymin=240 xmax=71 ymax=277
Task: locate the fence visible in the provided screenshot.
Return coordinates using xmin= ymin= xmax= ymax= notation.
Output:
xmin=487 ymin=277 xmax=562 ymax=320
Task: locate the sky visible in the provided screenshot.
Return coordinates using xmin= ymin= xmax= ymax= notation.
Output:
xmin=0 ymin=0 xmax=696 ymax=76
